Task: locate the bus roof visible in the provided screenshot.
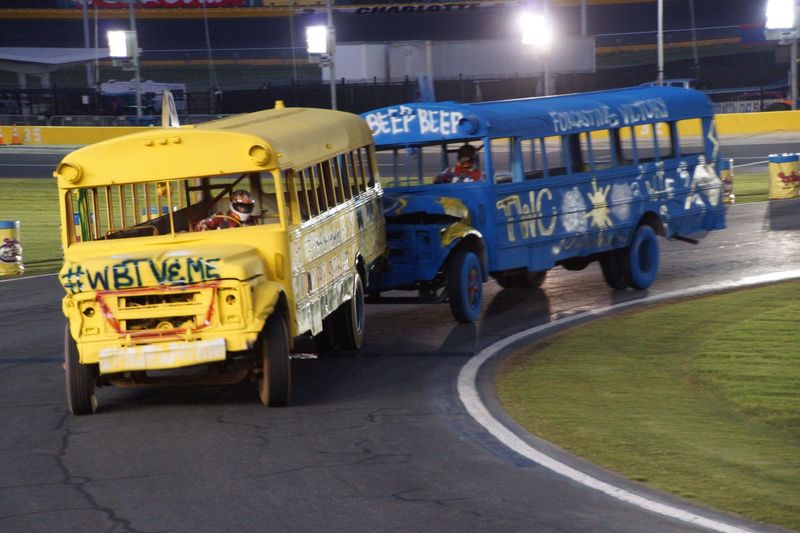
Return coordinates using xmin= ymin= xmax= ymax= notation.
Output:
xmin=361 ymin=86 xmax=714 ymax=148
xmin=55 ymin=107 xmax=373 ymax=188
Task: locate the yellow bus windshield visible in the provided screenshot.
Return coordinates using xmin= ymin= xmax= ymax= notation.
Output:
xmin=66 ymin=171 xmax=283 ymax=244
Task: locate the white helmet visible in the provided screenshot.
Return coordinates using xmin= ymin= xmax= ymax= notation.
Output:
xmin=230 ymin=189 xmax=255 ymax=221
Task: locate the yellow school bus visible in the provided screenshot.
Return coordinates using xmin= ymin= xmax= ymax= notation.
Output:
xmin=55 ymin=106 xmax=386 ymax=414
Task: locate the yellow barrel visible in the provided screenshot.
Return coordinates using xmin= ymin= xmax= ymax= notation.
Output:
xmin=0 ymin=221 xmax=23 ymax=276
xmin=719 ymin=158 xmax=734 ymax=204
xmin=768 ymin=153 xmax=800 ymax=200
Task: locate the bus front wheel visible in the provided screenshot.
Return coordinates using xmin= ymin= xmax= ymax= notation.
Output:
xmin=257 ymin=314 xmax=291 ymax=407
xmin=625 ymin=224 xmax=660 ymax=289
xmin=65 ymin=324 xmax=98 ymax=416
xmin=447 ymin=251 xmax=483 ymax=323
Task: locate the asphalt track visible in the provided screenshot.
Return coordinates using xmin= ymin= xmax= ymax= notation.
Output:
xmin=1 ymin=196 xmax=798 ymax=532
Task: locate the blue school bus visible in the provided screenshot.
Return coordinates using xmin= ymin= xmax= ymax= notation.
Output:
xmin=361 ymin=86 xmax=726 ymax=322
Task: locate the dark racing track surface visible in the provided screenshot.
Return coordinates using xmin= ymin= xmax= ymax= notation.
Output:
xmin=1 ymin=199 xmax=798 ymax=533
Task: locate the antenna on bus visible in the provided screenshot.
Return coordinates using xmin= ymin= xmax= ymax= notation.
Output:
xmin=161 ymin=89 xmax=181 ymax=128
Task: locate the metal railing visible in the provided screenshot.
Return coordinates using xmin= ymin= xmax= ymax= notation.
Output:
xmin=0 ymin=115 xmax=49 ymax=126
xmin=18 ymin=114 xmax=234 ymax=127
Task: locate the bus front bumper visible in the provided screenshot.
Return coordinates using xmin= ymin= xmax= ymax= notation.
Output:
xmin=98 ymin=337 xmax=226 ymax=374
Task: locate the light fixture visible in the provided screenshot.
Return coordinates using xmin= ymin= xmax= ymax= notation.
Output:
xmin=306 ymin=25 xmax=328 ymax=55
xmin=766 ymin=0 xmax=796 ymax=29
xmin=517 ymin=11 xmax=552 ymax=50
xmin=107 ymin=30 xmax=137 ymax=58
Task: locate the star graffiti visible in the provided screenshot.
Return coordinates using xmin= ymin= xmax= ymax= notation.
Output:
xmin=585 ymin=178 xmax=614 ymax=230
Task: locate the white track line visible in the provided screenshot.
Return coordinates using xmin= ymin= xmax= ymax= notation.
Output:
xmin=0 ymin=272 xmax=56 ymax=284
xmin=458 ymin=270 xmax=800 ymax=533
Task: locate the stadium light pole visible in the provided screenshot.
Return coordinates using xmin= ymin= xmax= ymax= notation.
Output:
xmin=306 ymin=1 xmax=337 ymax=110
xmin=657 ymin=0 xmax=664 ymax=86
xmin=326 ymin=0 xmax=337 ymax=110
xmin=107 ymin=0 xmax=142 ymax=118
xmin=128 ymin=0 xmax=142 ymax=117
xmin=765 ymin=0 xmax=798 ymax=110
xmin=517 ymin=6 xmax=553 ymax=96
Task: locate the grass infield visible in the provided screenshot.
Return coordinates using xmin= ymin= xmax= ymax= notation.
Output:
xmin=497 ymin=281 xmax=800 ymax=530
xmin=0 ymin=179 xmax=62 ymax=275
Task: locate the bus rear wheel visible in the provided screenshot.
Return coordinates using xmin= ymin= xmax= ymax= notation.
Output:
xmin=332 ymin=274 xmax=366 ymax=351
xmin=64 ymin=324 xmax=98 ymax=416
xmin=257 ymin=314 xmax=291 ymax=407
xmin=625 ymin=224 xmax=660 ymax=289
xmin=600 ymin=225 xmax=660 ymax=290
xmin=600 ymin=249 xmax=629 ymax=289
xmin=447 ymin=250 xmax=483 ymax=323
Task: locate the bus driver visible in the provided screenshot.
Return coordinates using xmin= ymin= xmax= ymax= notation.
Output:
xmin=435 ymin=144 xmax=483 ymax=183
xmin=197 ymin=189 xmax=258 ymax=230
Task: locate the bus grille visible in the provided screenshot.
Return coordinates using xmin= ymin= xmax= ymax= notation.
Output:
xmin=96 ymin=283 xmax=218 ymax=341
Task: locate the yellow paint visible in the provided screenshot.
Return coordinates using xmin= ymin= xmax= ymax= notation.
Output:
xmin=768 ymin=157 xmax=800 ymax=200
xmin=441 ymin=221 xmax=480 ymax=249
xmin=437 ymin=196 xmax=470 ymax=221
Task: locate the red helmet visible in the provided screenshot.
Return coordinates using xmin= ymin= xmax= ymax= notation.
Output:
xmin=230 ymin=189 xmax=255 ymax=220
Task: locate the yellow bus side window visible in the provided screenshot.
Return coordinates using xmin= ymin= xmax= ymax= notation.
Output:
xmin=309 ymin=164 xmax=328 ymax=213
xmin=345 ymin=152 xmax=359 ymax=198
xmin=296 ymin=169 xmax=313 ymax=222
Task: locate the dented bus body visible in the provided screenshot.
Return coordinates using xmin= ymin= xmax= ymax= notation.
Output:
xmin=56 ymin=107 xmax=385 ymax=414
xmin=362 ymin=86 xmax=726 ymax=322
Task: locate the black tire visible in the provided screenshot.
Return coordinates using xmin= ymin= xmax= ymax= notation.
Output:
xmin=493 ymin=269 xmax=548 ymax=289
xmin=257 ymin=314 xmax=291 ymax=407
xmin=447 ymin=250 xmax=483 ymax=323
xmin=600 ymin=225 xmax=660 ymax=290
xmin=332 ymin=274 xmax=366 ymax=351
xmin=64 ymin=324 xmax=97 ymax=415
xmin=599 ymin=248 xmax=629 ymax=290
xmin=314 ymin=315 xmax=341 ymax=354
xmin=625 ymin=224 xmax=660 ymax=290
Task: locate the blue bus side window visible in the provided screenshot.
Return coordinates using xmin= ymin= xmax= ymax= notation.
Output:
xmin=593 ymin=132 xmax=614 ymax=170
xmin=654 ymin=122 xmax=675 ymax=160
xmin=566 ymin=133 xmax=592 ymax=174
xmin=676 ymin=118 xmax=705 ymax=157
xmin=521 ymin=138 xmax=546 ymax=180
xmin=491 ymin=137 xmax=514 ymax=183
xmin=616 ymin=126 xmax=637 ymax=165
xmin=546 ymin=136 xmax=568 ymax=177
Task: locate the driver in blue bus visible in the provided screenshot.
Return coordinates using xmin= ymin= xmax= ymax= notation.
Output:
xmin=435 ymin=144 xmax=483 ymax=183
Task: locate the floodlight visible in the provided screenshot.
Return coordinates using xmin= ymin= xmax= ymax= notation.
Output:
xmin=766 ymin=0 xmax=796 ymax=29
xmin=518 ymin=11 xmax=552 ymax=50
xmin=107 ymin=30 xmax=136 ymax=58
xmin=306 ymin=25 xmax=328 ymax=55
